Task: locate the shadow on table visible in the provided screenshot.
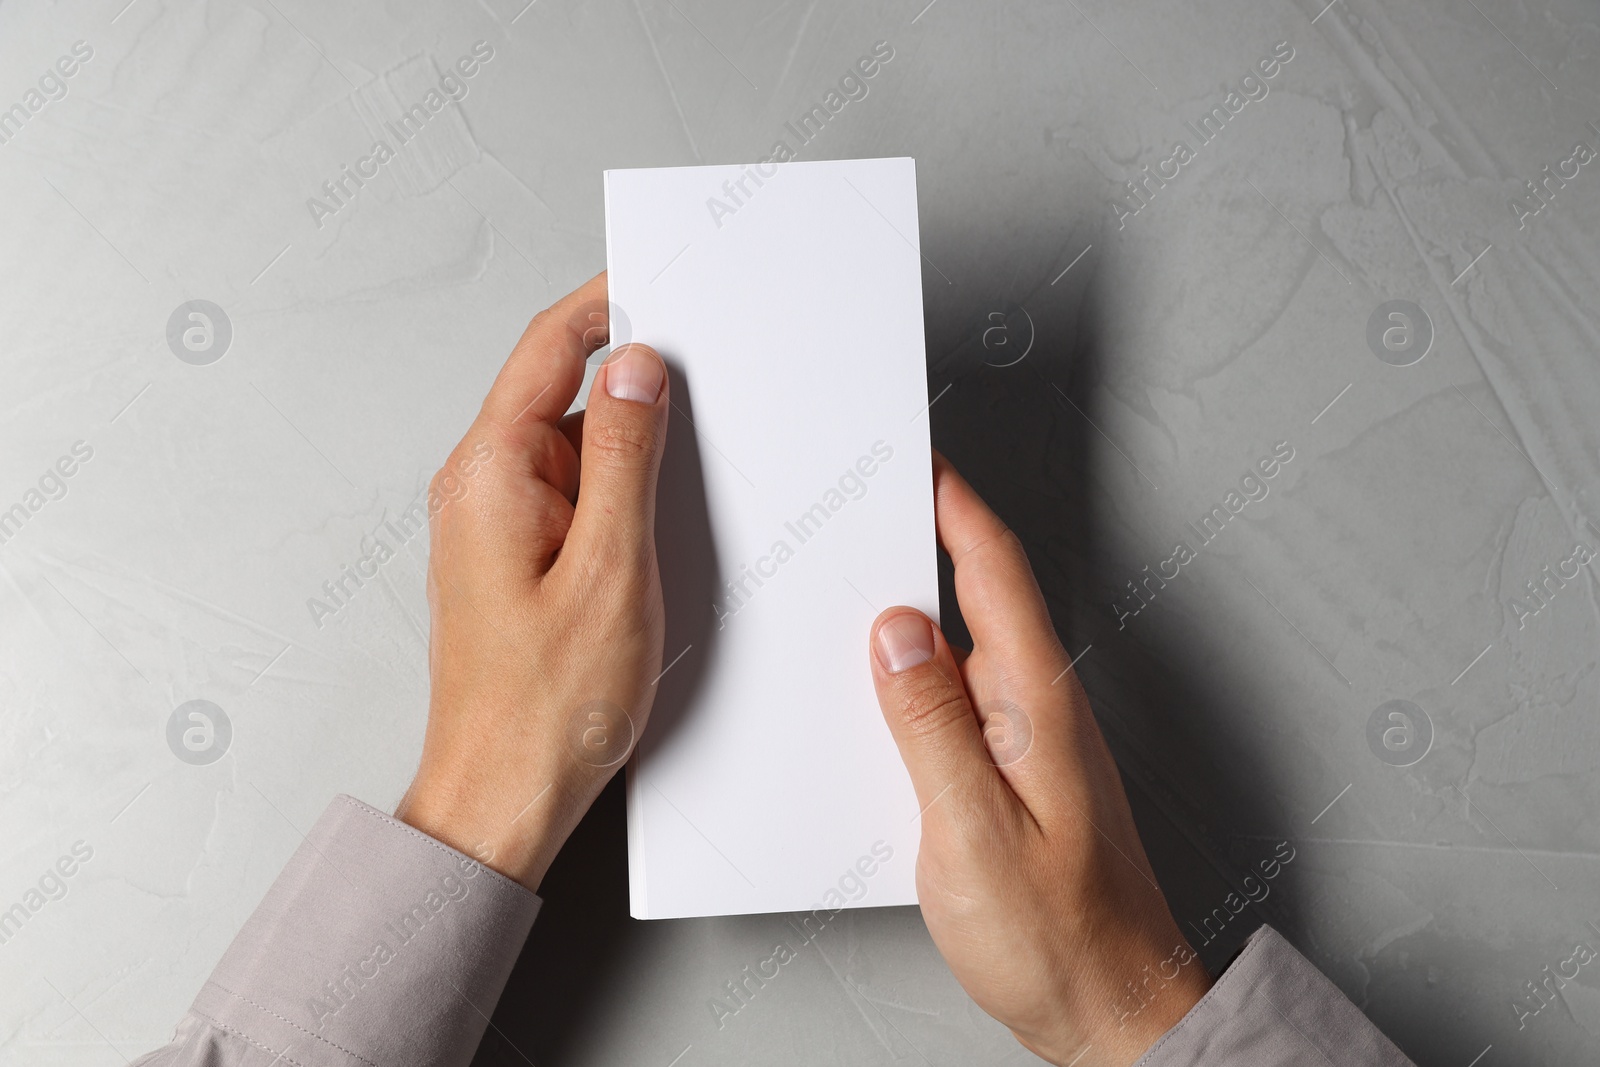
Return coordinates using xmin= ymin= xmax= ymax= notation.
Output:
xmin=479 ymin=245 xmax=1322 ymax=1063
xmin=479 ymin=774 xmax=632 ymax=1067
xmin=923 ymin=241 xmax=1316 ymax=977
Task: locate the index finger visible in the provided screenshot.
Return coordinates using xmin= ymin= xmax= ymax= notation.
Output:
xmin=932 ymin=451 xmax=1061 ymax=670
xmin=478 ymin=272 xmax=612 ymax=430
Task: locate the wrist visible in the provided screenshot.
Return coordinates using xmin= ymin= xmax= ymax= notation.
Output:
xmin=1055 ymin=953 xmax=1213 ymax=1067
xmin=395 ymin=770 xmax=575 ymax=891
xmin=1012 ymin=939 xmax=1212 ymax=1067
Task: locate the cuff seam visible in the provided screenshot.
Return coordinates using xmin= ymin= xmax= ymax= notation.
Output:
xmin=189 ymin=1005 xmax=315 ymax=1067
xmin=204 ymin=980 xmax=381 ymax=1067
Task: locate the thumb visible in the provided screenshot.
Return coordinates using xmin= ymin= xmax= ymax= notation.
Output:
xmin=568 ymin=343 xmax=670 ymax=556
xmin=869 ymin=609 xmax=997 ymax=813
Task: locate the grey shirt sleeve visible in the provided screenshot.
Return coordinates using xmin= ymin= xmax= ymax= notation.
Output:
xmin=1136 ymin=925 xmax=1415 ymax=1067
xmin=134 ymin=795 xmax=541 ymax=1067
xmin=135 ymin=798 xmax=1405 ymax=1067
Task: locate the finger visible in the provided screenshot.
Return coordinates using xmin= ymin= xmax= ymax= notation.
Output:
xmin=930 ymin=454 xmax=1097 ymax=824
xmin=482 ymin=272 xmax=610 ymax=426
xmin=564 ymin=344 xmax=670 ymax=562
xmin=869 ymin=608 xmax=1001 ymax=814
xmin=932 ymin=451 xmax=1062 ymax=673
xmin=475 ymin=273 xmax=612 ymax=498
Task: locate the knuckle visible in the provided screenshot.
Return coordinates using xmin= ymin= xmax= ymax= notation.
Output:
xmin=996 ymin=525 xmax=1028 ymax=557
xmin=527 ymin=306 xmax=559 ymax=334
xmin=587 ymin=415 xmax=658 ymax=466
xmin=427 ymin=463 xmax=470 ymax=509
xmin=981 ymin=526 xmax=1030 ymax=570
xmin=895 ymin=678 xmax=973 ymax=740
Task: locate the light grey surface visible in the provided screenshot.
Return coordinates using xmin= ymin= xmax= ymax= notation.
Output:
xmin=1 ymin=1 xmax=1596 ymax=1065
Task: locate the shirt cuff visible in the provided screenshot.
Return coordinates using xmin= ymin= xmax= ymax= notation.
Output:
xmin=1134 ymin=925 xmax=1415 ymax=1067
xmin=188 ymin=794 xmax=541 ymax=1067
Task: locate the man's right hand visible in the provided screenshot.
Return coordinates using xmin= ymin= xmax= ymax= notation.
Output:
xmin=866 ymin=452 xmax=1211 ymax=1067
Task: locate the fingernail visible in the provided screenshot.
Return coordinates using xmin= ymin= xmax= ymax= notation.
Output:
xmin=875 ymin=614 xmax=934 ymax=673
xmin=606 ymin=345 xmax=664 ymax=403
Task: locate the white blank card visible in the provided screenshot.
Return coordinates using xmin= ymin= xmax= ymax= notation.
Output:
xmin=605 ymin=157 xmax=937 ymax=919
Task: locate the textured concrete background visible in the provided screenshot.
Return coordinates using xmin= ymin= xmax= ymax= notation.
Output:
xmin=2 ymin=0 xmax=1597 ymax=1064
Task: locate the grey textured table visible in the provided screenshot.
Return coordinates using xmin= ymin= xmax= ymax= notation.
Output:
xmin=2 ymin=1 xmax=1597 ymax=1064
